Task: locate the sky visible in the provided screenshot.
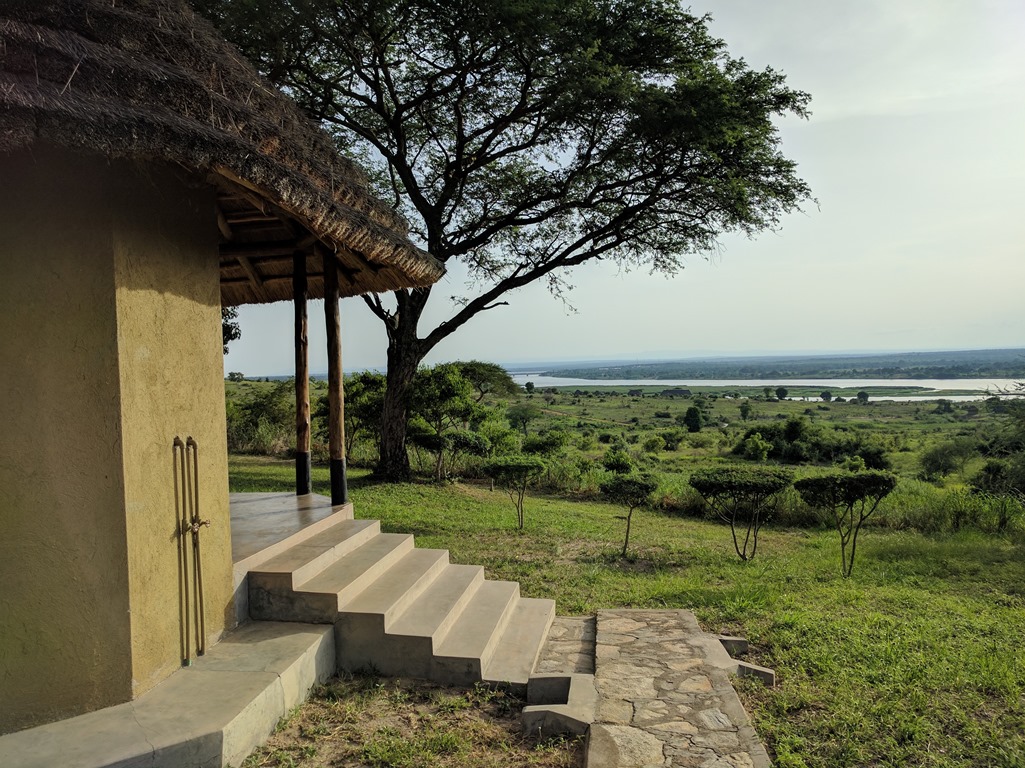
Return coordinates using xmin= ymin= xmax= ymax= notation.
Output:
xmin=224 ymin=0 xmax=1025 ymax=376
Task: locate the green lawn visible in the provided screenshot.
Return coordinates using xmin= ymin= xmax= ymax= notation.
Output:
xmin=230 ymin=456 xmax=1025 ymax=768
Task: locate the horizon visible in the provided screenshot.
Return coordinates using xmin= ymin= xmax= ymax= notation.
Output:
xmin=231 ymin=345 xmax=1025 ymax=379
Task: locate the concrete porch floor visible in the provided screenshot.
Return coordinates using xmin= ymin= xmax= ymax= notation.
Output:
xmin=230 ymin=492 xmax=350 ymax=564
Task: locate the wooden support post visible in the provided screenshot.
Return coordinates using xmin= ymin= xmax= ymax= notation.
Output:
xmin=294 ymin=252 xmax=312 ymax=495
xmin=323 ymin=248 xmax=348 ymax=506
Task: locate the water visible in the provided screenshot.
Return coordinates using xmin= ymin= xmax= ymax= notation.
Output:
xmin=509 ymin=374 xmax=1022 ymax=402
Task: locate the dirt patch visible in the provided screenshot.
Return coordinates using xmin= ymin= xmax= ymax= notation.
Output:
xmin=242 ymin=673 xmax=583 ymax=768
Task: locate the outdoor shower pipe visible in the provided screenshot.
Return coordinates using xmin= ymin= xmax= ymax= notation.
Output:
xmin=173 ymin=436 xmax=191 ymax=665
xmin=186 ymin=436 xmax=209 ymax=656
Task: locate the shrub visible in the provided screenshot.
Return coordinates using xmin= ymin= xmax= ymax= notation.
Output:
xmin=689 ymin=466 xmax=793 ymax=561
xmin=481 ymin=455 xmax=547 ymax=529
xmin=794 ymin=471 xmax=897 ymax=577
xmin=602 ymin=446 xmax=633 ymax=474
xmin=642 ymin=435 xmax=666 ymax=453
xmin=600 ymin=473 xmax=659 ymax=557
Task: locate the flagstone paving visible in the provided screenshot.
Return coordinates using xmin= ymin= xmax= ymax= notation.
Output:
xmin=586 ymin=609 xmax=771 ymax=768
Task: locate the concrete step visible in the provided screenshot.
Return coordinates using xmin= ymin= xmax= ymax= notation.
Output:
xmin=250 ymin=532 xmax=412 ymax=623
xmin=340 ymin=547 xmax=450 ymax=628
xmin=243 ymin=511 xmax=560 ymax=695
xmin=300 ymin=532 xmax=415 ymax=602
xmin=339 ymin=563 xmax=485 ymax=678
xmin=522 ymin=672 xmax=598 ymax=738
xmin=484 ymin=597 xmax=556 ymax=691
xmin=432 ymin=580 xmax=520 ymax=685
xmin=246 ymin=518 xmax=380 ymax=613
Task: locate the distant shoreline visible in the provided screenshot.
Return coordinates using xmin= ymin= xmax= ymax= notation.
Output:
xmin=534 ymin=348 xmax=1025 ymax=381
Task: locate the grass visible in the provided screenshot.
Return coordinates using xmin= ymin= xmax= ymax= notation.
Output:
xmin=231 ymin=456 xmax=1025 ymax=768
xmin=241 ymin=674 xmax=581 ymax=768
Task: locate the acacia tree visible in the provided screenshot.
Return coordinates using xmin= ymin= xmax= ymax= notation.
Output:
xmin=600 ymin=473 xmax=658 ymax=557
xmin=689 ymin=466 xmax=792 ymax=561
xmin=409 ymin=363 xmax=484 ymax=480
xmin=482 ymin=455 xmax=547 ymax=529
xmin=197 ymin=0 xmax=812 ymax=479
xmin=794 ymin=471 xmax=896 ymax=577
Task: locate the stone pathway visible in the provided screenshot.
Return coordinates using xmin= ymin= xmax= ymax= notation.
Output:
xmin=536 ymin=616 xmax=596 ymax=674
xmin=587 ymin=609 xmax=771 ymax=768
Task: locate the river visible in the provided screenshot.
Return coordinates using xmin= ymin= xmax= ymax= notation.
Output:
xmin=508 ymin=374 xmax=1022 ymax=401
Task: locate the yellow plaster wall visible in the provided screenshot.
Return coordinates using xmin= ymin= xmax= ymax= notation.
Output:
xmin=0 ymin=149 xmax=134 ymax=732
xmin=0 ymin=147 xmax=234 ymax=732
xmin=111 ymin=166 xmax=234 ymax=697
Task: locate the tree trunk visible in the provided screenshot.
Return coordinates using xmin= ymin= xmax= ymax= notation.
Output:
xmin=375 ymin=290 xmax=430 ymax=481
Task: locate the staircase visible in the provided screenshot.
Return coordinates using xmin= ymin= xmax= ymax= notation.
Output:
xmin=247 ymin=517 xmax=555 ymax=691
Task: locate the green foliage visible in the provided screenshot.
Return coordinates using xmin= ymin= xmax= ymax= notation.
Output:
xmin=820 ymin=391 xmax=832 ymax=402
xmin=481 ymin=455 xmax=547 ymax=529
xmin=856 ymin=390 xmax=870 ymax=405
xmin=600 ymin=472 xmax=659 ymax=556
xmin=733 ymin=416 xmax=890 ymax=468
xmin=453 ymin=360 xmax=520 ymax=402
xmin=221 ymin=306 xmax=240 ymax=354
xmin=971 ymin=457 xmax=1025 ymax=500
xmin=231 ymin=456 xmax=1025 ymax=768
xmin=794 ymin=471 xmax=897 ymax=577
xmin=409 ymin=364 xmax=488 ymax=480
xmin=659 ymin=428 xmax=687 ymax=451
xmin=227 ymin=371 xmax=245 ymax=383
xmin=679 ymin=405 xmax=703 ymax=433
xmin=226 ymin=378 xmax=296 ymax=455
xmin=918 ymin=437 xmax=976 ymax=481
xmin=506 ymin=402 xmax=543 ymax=436
xmin=689 ymin=466 xmax=793 ymax=560
xmin=739 ymin=400 xmax=753 ymax=421
xmin=775 ymin=386 xmax=788 ymax=400
xmin=642 ymin=435 xmax=666 ymax=453
xmin=741 ymin=431 xmax=771 ymax=462
xmin=601 ymin=446 xmax=634 ymax=474
xmin=315 ymin=370 xmax=386 ymax=460
xmin=522 ymin=430 xmax=570 ymax=457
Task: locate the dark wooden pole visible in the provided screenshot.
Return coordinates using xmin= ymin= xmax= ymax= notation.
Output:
xmin=293 ymin=252 xmax=312 ymax=495
xmin=322 ymin=248 xmax=348 ymax=505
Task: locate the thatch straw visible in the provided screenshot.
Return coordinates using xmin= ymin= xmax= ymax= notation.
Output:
xmin=0 ymin=0 xmax=444 ymax=303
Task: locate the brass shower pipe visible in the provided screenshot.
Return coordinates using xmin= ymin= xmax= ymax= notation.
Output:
xmin=174 ymin=435 xmax=210 ymax=664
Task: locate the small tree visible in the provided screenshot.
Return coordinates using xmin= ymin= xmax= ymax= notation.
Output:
xmin=227 ymin=371 xmax=245 ymax=383
xmin=820 ymin=391 xmax=833 ymax=402
xmin=794 ymin=471 xmax=897 ymax=577
xmin=506 ymin=402 xmax=543 ymax=436
xmin=680 ymin=406 xmax=704 ymax=433
xmin=524 ymin=381 xmax=536 ymax=396
xmin=856 ymin=391 xmax=870 ymax=405
xmin=642 ymin=435 xmax=666 ymax=453
xmin=482 ymin=455 xmax=546 ymax=529
xmin=775 ymin=386 xmax=789 ymax=401
xmin=602 ymin=446 xmax=634 ymax=474
xmin=600 ymin=473 xmax=659 ymax=557
xmin=739 ymin=401 xmax=753 ymax=421
xmin=454 ymin=361 xmax=520 ymax=403
xmin=689 ymin=466 xmax=793 ymax=561
xmin=741 ymin=432 xmax=771 ymax=462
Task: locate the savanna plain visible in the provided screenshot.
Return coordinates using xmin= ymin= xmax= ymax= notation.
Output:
xmin=229 ymin=379 xmax=1025 ymax=768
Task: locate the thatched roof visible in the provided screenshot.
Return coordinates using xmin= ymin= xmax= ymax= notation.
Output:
xmin=0 ymin=0 xmax=444 ymax=304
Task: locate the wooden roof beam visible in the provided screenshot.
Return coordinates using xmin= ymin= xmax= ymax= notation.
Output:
xmin=237 ymin=256 xmax=270 ymax=302
xmin=215 ymin=205 xmax=234 ymax=240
